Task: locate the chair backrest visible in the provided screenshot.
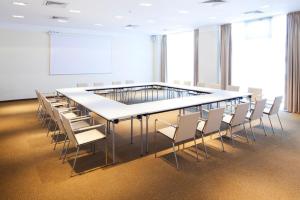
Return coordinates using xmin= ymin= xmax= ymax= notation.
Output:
xmin=77 ymin=83 xmax=89 ymax=87
xmin=125 ymin=80 xmax=134 ymax=84
xmin=231 ymin=103 xmax=249 ymax=126
xmin=112 ymin=81 xmax=121 ymax=85
xmin=40 ymin=95 xmax=55 ymax=119
xmin=173 ymin=80 xmax=180 ymax=85
xmin=269 ymin=96 xmax=283 ymax=115
xmin=203 ymin=108 xmax=225 ymax=134
xmin=183 ymin=81 xmax=192 ymax=86
xmin=207 ymin=83 xmax=221 ymax=89
xmin=61 ymin=114 xmax=78 ymax=146
xmin=197 ymin=82 xmax=206 ymax=87
xmin=35 ymin=90 xmax=43 ymax=105
xmin=227 ymin=85 xmax=240 ymax=92
xmin=93 ymin=82 xmax=104 ymax=87
xmin=174 ymin=113 xmax=199 ymax=143
xmin=52 ymin=107 xmax=66 ymax=134
xmin=250 ymin=99 xmax=266 ymax=120
xmin=248 ymin=87 xmax=262 ymax=101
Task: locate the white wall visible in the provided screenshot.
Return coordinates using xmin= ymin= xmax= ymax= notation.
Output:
xmin=0 ymin=28 xmax=153 ymax=101
xmin=198 ymin=26 xmax=220 ymax=84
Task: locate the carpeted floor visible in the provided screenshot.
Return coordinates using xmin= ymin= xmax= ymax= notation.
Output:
xmin=1 ymin=99 xmax=300 ymax=200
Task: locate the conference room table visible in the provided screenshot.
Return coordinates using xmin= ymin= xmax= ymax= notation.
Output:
xmin=57 ymin=82 xmax=251 ymax=164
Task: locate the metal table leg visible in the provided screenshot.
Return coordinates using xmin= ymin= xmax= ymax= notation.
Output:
xmin=146 ymin=115 xmax=150 ymax=153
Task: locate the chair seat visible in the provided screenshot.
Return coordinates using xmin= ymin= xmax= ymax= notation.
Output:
xmin=158 ymin=126 xmax=176 ymax=140
xmin=71 ymin=121 xmax=90 ymax=130
xmin=63 ymin=112 xmax=78 ymax=119
xmin=75 ymin=129 xmax=106 ymax=145
xmin=246 ymin=111 xmax=251 ymax=119
xmin=197 ymin=120 xmax=206 ymax=132
xmin=52 ymin=101 xmax=68 ymax=107
xmin=264 ymin=107 xmax=271 ymax=115
xmin=222 ymin=114 xmax=233 ymax=124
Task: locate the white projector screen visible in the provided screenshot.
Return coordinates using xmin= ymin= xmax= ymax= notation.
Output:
xmin=49 ymin=33 xmax=112 ymax=75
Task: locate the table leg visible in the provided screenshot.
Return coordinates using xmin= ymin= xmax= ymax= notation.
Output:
xmin=146 ymin=115 xmax=149 ymax=153
xmin=131 ymin=116 xmax=133 ymax=144
xmin=139 ymin=116 xmax=144 ymax=156
xmin=111 ymin=122 xmax=116 ymax=163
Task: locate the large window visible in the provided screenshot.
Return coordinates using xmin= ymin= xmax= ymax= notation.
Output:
xmin=232 ymin=15 xmax=286 ymax=100
xmin=167 ymin=31 xmax=194 ymax=84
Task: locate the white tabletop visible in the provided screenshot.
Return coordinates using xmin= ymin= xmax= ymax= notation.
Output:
xmin=57 ymin=82 xmax=250 ymax=121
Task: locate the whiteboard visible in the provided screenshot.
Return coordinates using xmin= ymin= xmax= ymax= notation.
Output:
xmin=49 ymin=33 xmax=112 ymax=75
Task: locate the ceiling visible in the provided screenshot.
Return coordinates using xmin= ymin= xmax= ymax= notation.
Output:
xmin=0 ymin=0 xmax=299 ymax=34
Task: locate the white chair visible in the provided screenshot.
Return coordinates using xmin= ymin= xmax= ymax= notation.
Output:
xmin=173 ymin=80 xmax=181 ymax=85
xmin=206 ymin=83 xmax=221 ymax=89
xmin=76 ymin=83 xmax=89 ymax=87
xmin=227 ymin=85 xmax=240 ymax=92
xmin=183 ymin=81 xmax=192 ymax=86
xmin=264 ymin=96 xmax=284 ymax=135
xmin=154 ymin=113 xmax=200 ymax=169
xmin=197 ymin=108 xmax=225 ymax=158
xmin=248 ymin=87 xmax=262 ymax=102
xmin=125 ymin=80 xmax=134 ymax=84
xmin=112 ymin=81 xmax=121 ymax=85
xmin=61 ymin=114 xmax=107 ymax=175
xmin=246 ymin=99 xmax=267 ymax=140
xmin=93 ymin=82 xmax=104 ymax=87
xmin=222 ymin=103 xmax=250 ymax=144
xmin=197 ymin=82 xmax=206 ymax=87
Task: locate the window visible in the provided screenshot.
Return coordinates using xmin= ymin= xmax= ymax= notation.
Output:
xmin=232 ymin=15 xmax=286 ymax=101
xmin=167 ymin=31 xmax=194 ymax=84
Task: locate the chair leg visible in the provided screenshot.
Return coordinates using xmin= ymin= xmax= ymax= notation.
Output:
xmin=242 ymin=123 xmax=249 ymax=143
xmin=71 ymin=146 xmax=80 ymax=175
xmin=201 ymin=133 xmax=208 ymax=158
xmin=277 ymin=114 xmax=284 ymax=136
xmin=260 ymin=118 xmax=267 ymax=136
xmin=154 ymin=124 xmax=157 ymax=158
xmin=249 ymin=121 xmax=256 ymax=141
xmin=105 ymin=140 xmax=108 ymax=165
xmin=229 ymin=125 xmax=235 ymax=145
xmin=172 ymin=142 xmax=179 ymax=169
xmin=268 ymin=115 xmax=275 ymax=135
xmin=62 ymin=141 xmax=70 ymax=163
xmin=59 ymin=134 xmax=68 ymax=160
xmin=218 ymin=130 xmax=225 ymax=152
xmin=193 ymin=137 xmax=199 ymax=161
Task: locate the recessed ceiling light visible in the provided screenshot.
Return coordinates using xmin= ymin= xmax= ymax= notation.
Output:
xmin=57 ymin=19 xmax=68 ymax=23
xmin=115 ymin=15 xmax=124 ymax=19
xmin=260 ymin=5 xmax=270 ymax=9
xmin=178 ymin=10 xmax=189 ymax=14
xmin=12 ymin=15 xmax=24 ymax=18
xmin=94 ymin=23 xmax=103 ymax=27
xmin=13 ymin=2 xmax=28 ymax=6
xmin=139 ymin=3 xmax=152 ymax=7
xmin=208 ymin=16 xmax=217 ymax=19
xmin=69 ymin=9 xmax=81 ymax=13
xmin=147 ymin=19 xmax=155 ymax=23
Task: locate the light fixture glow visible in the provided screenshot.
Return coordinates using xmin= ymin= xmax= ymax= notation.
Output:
xmin=13 ymin=2 xmax=28 ymax=6
xmin=115 ymin=15 xmax=124 ymax=19
xmin=58 ymin=19 xmax=68 ymax=23
xmin=12 ymin=15 xmax=24 ymax=18
xmin=69 ymin=9 xmax=81 ymax=13
xmin=178 ymin=10 xmax=189 ymax=14
xmin=139 ymin=3 xmax=152 ymax=7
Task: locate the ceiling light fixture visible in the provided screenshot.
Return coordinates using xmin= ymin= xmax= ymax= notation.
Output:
xmin=57 ymin=19 xmax=68 ymax=23
xmin=139 ymin=3 xmax=152 ymax=7
xmin=115 ymin=15 xmax=124 ymax=19
xmin=12 ymin=15 xmax=24 ymax=18
xmin=13 ymin=2 xmax=28 ymax=6
xmin=69 ymin=9 xmax=81 ymax=13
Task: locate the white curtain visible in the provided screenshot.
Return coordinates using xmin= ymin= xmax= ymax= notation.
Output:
xmin=220 ymin=24 xmax=232 ymax=89
xmin=161 ymin=35 xmax=167 ymax=82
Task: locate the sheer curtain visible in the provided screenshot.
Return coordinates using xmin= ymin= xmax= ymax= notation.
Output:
xmin=167 ymin=31 xmax=194 ymax=84
xmin=231 ymin=15 xmax=286 ymax=101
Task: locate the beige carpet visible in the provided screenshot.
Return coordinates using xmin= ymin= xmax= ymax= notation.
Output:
xmin=1 ymin=99 xmax=300 ymax=200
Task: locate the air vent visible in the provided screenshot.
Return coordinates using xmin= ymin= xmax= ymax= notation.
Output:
xmin=125 ymin=24 xmax=139 ymax=29
xmin=202 ymin=0 xmax=226 ymax=3
xmin=44 ymin=1 xmax=68 ymax=8
xmin=244 ymin=10 xmax=264 ymax=15
xmin=51 ymin=16 xmax=68 ymax=20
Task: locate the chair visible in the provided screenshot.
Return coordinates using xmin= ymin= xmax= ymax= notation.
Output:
xmin=248 ymin=87 xmax=262 ymax=102
xmin=183 ymin=81 xmax=192 ymax=86
xmin=77 ymin=83 xmax=89 ymax=87
xmin=206 ymin=83 xmax=221 ymax=89
xmin=227 ymin=85 xmax=240 ymax=92
xmin=173 ymin=80 xmax=181 ymax=85
xmin=264 ymin=96 xmax=284 ymax=135
xmin=197 ymin=82 xmax=206 ymax=87
xmin=93 ymin=82 xmax=104 ymax=87
xmin=61 ymin=114 xmax=107 ymax=175
xmin=222 ymin=103 xmax=250 ymax=144
xmin=154 ymin=113 xmax=200 ymax=169
xmin=196 ymin=108 xmax=225 ymax=158
xmin=112 ymin=81 xmax=121 ymax=85
xmin=246 ymin=99 xmax=267 ymax=140
xmin=125 ymin=80 xmax=134 ymax=84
